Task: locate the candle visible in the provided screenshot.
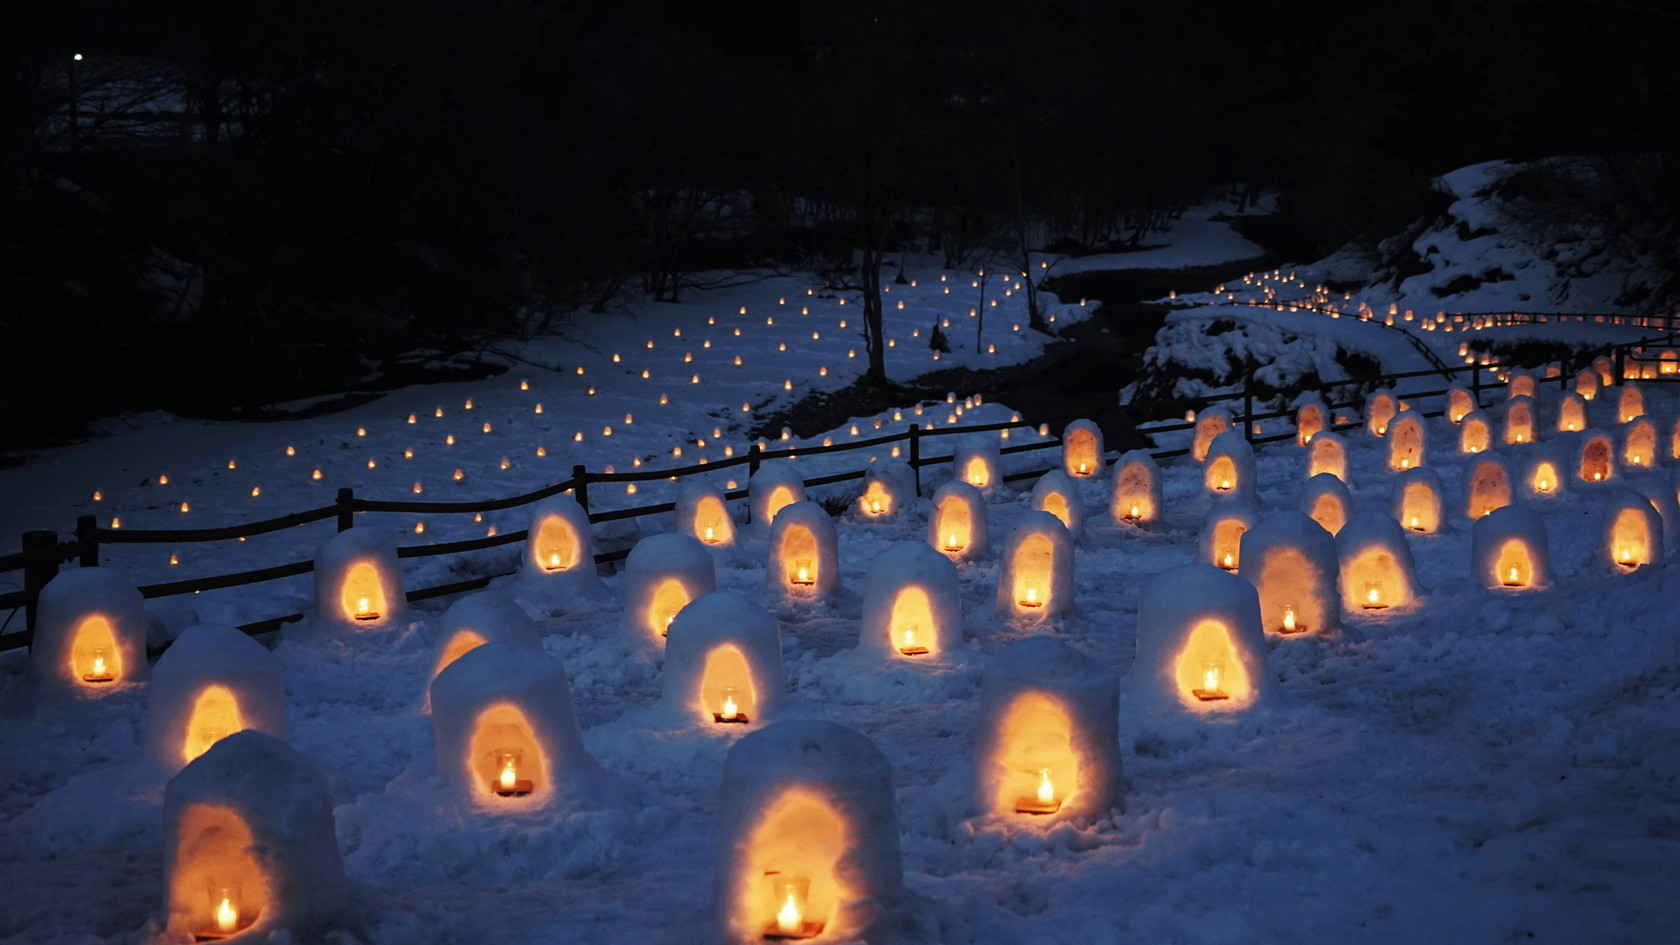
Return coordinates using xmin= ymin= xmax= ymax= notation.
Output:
xmin=719 ymin=687 xmax=739 ymax=721
xmin=944 ymin=533 xmax=961 ymax=552
xmin=1202 ymin=660 xmax=1221 ymax=693
xmin=214 ymin=889 xmax=238 ymax=934
xmin=1021 ymin=585 xmax=1041 ymax=607
xmin=1282 ymin=606 xmax=1297 ymax=633
xmin=1505 ymin=565 xmax=1522 ymax=586
xmin=547 ymin=552 xmax=563 ymax=571
xmin=776 ymin=889 xmax=804 ymax=937
xmin=1036 ymin=768 xmax=1055 ymax=806
xmin=703 ymin=525 xmax=717 ymax=543
xmin=793 ymin=560 xmax=813 ymax=586
xmin=499 ymin=754 xmax=517 ymax=791
xmin=1220 ymin=552 xmax=1235 ymax=570
xmin=1364 ymin=580 xmax=1384 ymax=608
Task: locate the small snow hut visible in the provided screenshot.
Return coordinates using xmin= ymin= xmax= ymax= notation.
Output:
xmin=750 ymin=464 xmax=807 ymax=527
xmin=1465 ymin=455 xmax=1513 ymax=519
xmin=1459 ymin=410 xmax=1492 ymax=454
xmin=1030 ymin=469 xmax=1086 ymax=542
xmin=1337 ymin=512 xmax=1424 ymax=611
xmin=1191 ymin=407 xmax=1231 ymax=463
xmin=855 ymin=461 xmax=913 ymax=521
xmin=1239 ymin=511 xmax=1341 ymax=636
xmin=663 ymin=591 xmax=782 ymax=727
xmin=1472 ymin=505 xmax=1551 ymax=590
xmin=146 ymin=625 xmax=285 ymax=775
xmin=928 ymin=480 xmax=989 ymax=560
xmin=1623 ymin=417 xmax=1659 ymax=470
xmin=1391 ymin=466 xmax=1446 ymax=533
xmin=1295 ymin=398 xmax=1328 ymax=447
xmin=1388 ymin=412 xmax=1428 ymax=471
xmin=1061 ymin=419 xmax=1104 ymax=478
xmin=1203 ymin=431 xmax=1256 ymax=503
xmin=29 ymin=566 xmax=149 ymax=695
xmin=1132 ymin=565 xmax=1280 ymax=716
xmin=1619 ymin=382 xmax=1645 ymax=423
xmin=1200 ymin=502 xmax=1260 ymax=572
xmin=1306 ymin=431 xmax=1348 ymax=482
xmin=1503 ymin=395 xmax=1537 ymax=445
xmin=313 ymin=527 xmax=405 ymax=630
xmin=677 ymin=481 xmax=738 ymax=548
xmin=952 ymin=435 xmax=1003 ymax=492
xmin=1365 ymin=388 xmax=1398 ymax=437
xmin=625 ymin=534 xmax=717 ymax=642
xmin=1522 ymin=448 xmax=1567 ymax=500
xmin=1603 ymin=490 xmax=1664 ymax=571
xmin=769 ymin=501 xmax=841 ymax=598
xmin=1575 ymin=368 xmax=1600 ymax=402
xmin=996 ymin=512 xmax=1074 ymax=618
xmin=1507 ymin=370 xmax=1537 ymax=400
xmin=1447 ymin=386 xmax=1476 ymax=423
xmin=860 ymin=542 xmax=961 ymax=659
xmin=1302 ymin=472 xmax=1352 ymax=536
xmin=1557 ymin=393 xmax=1588 ymax=433
xmin=1111 ymin=450 xmax=1163 ymax=525
xmin=1577 ymin=430 xmax=1618 ymax=483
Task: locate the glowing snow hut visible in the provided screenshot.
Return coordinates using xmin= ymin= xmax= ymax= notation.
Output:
xmin=1111 ymin=450 xmax=1163 ymax=526
xmin=1387 ymin=412 xmax=1428 ymax=471
xmin=146 ymin=625 xmax=285 ymax=775
xmin=29 ymin=566 xmax=149 ymax=696
xmin=1295 ymin=397 xmax=1328 ymax=447
xmin=313 ymin=526 xmax=405 ymax=631
xmin=1623 ymin=418 xmax=1659 ymax=471
xmin=1200 ymin=502 xmax=1260 ymax=572
xmin=1502 ymin=395 xmax=1537 ymax=445
xmin=1472 ymin=505 xmax=1551 ymax=590
xmin=928 ymin=480 xmax=989 ymax=560
xmin=1306 ymin=431 xmax=1347 ymax=481
xmin=1594 ymin=355 xmax=1616 ymax=385
xmin=626 ymin=533 xmax=717 ymax=642
xmin=996 ymin=512 xmax=1074 ymax=619
xmin=1603 ymin=490 xmax=1664 ymax=571
xmin=162 ymin=732 xmax=346 ymax=942
xmin=713 ymin=720 xmax=904 ymax=944
xmin=1464 ymin=456 xmax=1512 ymax=519
xmin=1239 ymin=511 xmax=1341 ymax=636
xmin=1191 ymin=407 xmax=1231 ymax=463
xmin=1030 ymin=469 xmax=1086 ymax=542
xmin=429 ymin=643 xmax=610 ymax=807
xmin=424 ymin=593 xmax=540 ymax=706
xmin=1302 ymin=472 xmax=1352 ymax=536
xmin=769 ymin=501 xmax=841 ymax=598
xmin=524 ymin=494 xmax=598 ymax=583
xmin=1459 ymin=410 xmax=1492 ymax=454
xmin=855 ymin=461 xmax=913 ymax=521
xmin=1576 ymin=429 xmax=1618 ymax=484
xmin=1365 ymin=388 xmax=1398 ymax=437
xmin=678 ymin=481 xmax=738 ymax=548
xmin=1391 ymin=466 xmax=1446 ymax=533
xmin=663 ymin=591 xmax=782 ymax=727
xmin=1505 ymin=370 xmax=1536 ymax=400
xmin=860 ymin=541 xmax=961 ymax=659
xmin=1203 ymin=431 xmax=1256 ymax=503
xmin=1447 ymin=385 xmax=1476 ymax=423
xmin=1557 ymin=392 xmax=1588 ymax=433
xmin=952 ymin=435 xmax=1004 ymax=493
xmin=750 ymin=464 xmax=807 ymax=527
xmin=1336 ymin=512 xmax=1424 ymax=612
xmin=1061 ymin=419 xmax=1104 ymax=478
xmin=1575 ymin=368 xmax=1599 ymax=402
xmin=973 ymin=636 xmax=1120 ymax=821
xmin=1521 ymin=447 xmax=1567 ymax=500
xmin=1619 ymin=382 xmax=1645 ymax=423
xmin=1670 ymin=417 xmax=1680 ymax=461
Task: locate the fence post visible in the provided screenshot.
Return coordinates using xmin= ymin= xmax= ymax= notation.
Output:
xmin=908 ymin=424 xmax=922 ymax=496
xmin=1471 ymin=364 xmax=1481 ymax=405
xmin=1242 ymin=386 xmax=1255 ymax=445
xmin=75 ymin=515 xmax=98 ymax=567
xmin=336 ymin=487 xmax=355 ymax=531
xmin=748 ymin=442 xmax=762 ymax=480
xmin=571 ymin=465 xmax=590 ymax=515
xmin=1615 ymin=345 xmax=1625 ymax=383
xmin=22 ymin=530 xmax=58 ymax=636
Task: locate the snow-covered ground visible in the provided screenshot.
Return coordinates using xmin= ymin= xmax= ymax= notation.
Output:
xmin=4 ymin=184 xmax=1679 ymax=944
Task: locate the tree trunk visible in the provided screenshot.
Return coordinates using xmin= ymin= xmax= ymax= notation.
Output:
xmin=860 ymin=243 xmax=887 ymax=386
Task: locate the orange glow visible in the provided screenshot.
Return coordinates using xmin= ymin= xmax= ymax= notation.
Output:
xmin=1012 ymin=534 xmax=1054 ymax=612
xmin=1619 ymin=387 xmax=1644 ymax=424
xmin=1064 ymin=428 xmax=1100 ymax=477
xmin=1532 ymin=462 xmax=1557 ymax=494
xmin=1579 ymin=437 xmax=1614 ymax=483
xmin=992 ymin=692 xmax=1077 ymax=815
xmin=934 ymin=496 xmax=972 ymax=552
xmin=700 ymin=645 xmax=756 ymax=723
xmin=1496 ymin=540 xmax=1534 ymax=586
xmin=1449 ymin=389 xmax=1475 ymax=423
xmin=1308 ymin=438 xmax=1346 ymax=480
xmin=432 ymin=629 xmax=487 ymax=685
xmin=1113 ymin=463 xmax=1156 ymax=522
xmin=1558 ymin=398 xmax=1585 ymax=432
xmin=1257 ymin=548 xmax=1317 ymax=634
xmin=1309 ymin=493 xmax=1347 ymax=535
xmin=1460 ymin=417 xmax=1490 ymax=454
xmin=1040 ymin=491 xmax=1072 ymax=529
xmin=71 ymin=615 xmax=120 ymax=684
xmin=779 ymin=526 xmax=820 ymax=591
xmin=1467 ymin=464 xmax=1511 ymax=519
xmin=1212 ymin=520 xmax=1247 ymax=570
xmin=182 ymin=685 xmax=244 ymax=765
xmin=1346 ymin=551 xmax=1404 ymax=609
xmin=1296 ymin=406 xmax=1325 ymax=446
xmin=170 ymin=805 xmax=266 ymax=938
xmin=340 ymin=562 xmax=386 ymax=621
xmin=860 ymin=481 xmax=892 ymax=516
xmin=964 ymin=456 xmax=991 ymax=488
xmin=1609 ymin=508 xmax=1653 ymax=568
xmin=1174 ymin=620 xmax=1251 ymax=707
xmin=737 ymin=790 xmax=846 ymax=940
xmin=648 ymin=579 xmax=691 ymax=639
xmin=1625 ymin=423 xmax=1656 ymax=468
xmin=889 ymin=587 xmax=936 ymax=656
xmin=765 ymin=485 xmax=797 ymax=523
xmin=1399 ymin=482 xmax=1441 ymax=532
xmin=1206 ymin=457 xmax=1238 ymax=492
xmin=467 ymin=703 xmax=545 ymax=799
xmin=534 ymin=515 xmax=578 ymax=571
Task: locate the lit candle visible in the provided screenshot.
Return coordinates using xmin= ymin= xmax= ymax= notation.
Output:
xmin=793 ymin=560 xmax=813 ymax=585
xmin=1506 ymin=565 xmax=1522 ymax=586
xmin=356 ymin=595 xmax=373 ymax=619
xmin=1220 ymin=552 xmax=1235 ymax=570
xmin=1364 ymin=580 xmax=1384 ymax=608
xmin=1282 ymin=606 xmax=1298 ymax=633
xmin=869 ymin=498 xmax=882 ymax=514
xmin=719 ymin=687 xmax=739 ymax=721
xmin=214 ymin=889 xmax=238 ymax=934
xmin=499 ymin=754 xmax=517 ymax=791
xmin=1127 ymin=503 xmax=1140 ymax=519
xmin=1202 ymin=660 xmax=1222 ymax=694
xmin=1076 ymin=461 xmax=1089 ymax=475
xmin=776 ymin=888 xmax=804 ymax=937
xmin=944 ymin=533 xmax=961 ymax=552
xmin=1021 ymin=585 xmax=1041 ymax=607
xmin=547 ymin=552 xmax=563 ymax=571
xmin=703 ymin=525 xmax=717 ymax=543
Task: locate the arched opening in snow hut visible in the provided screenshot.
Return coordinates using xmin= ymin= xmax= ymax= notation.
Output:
xmin=1209 ymin=517 xmax=1249 ymax=570
xmin=71 ymin=614 xmax=121 ymax=685
xmin=1459 ymin=412 xmax=1491 ymax=454
xmin=1606 ymin=503 xmax=1659 ymax=570
xmin=181 ymin=686 xmax=244 ymax=766
xmin=1495 ymin=539 xmax=1537 ymax=587
xmin=858 ymin=479 xmax=895 ymax=518
xmin=778 ymin=526 xmax=821 ymax=593
xmin=1530 ymin=458 xmax=1562 ymax=496
xmin=1011 ymin=534 xmax=1054 ymax=611
xmin=1395 ymin=477 xmax=1443 ymax=533
xmin=1448 ymin=387 xmax=1476 ymax=423
xmin=1062 ymin=421 xmax=1103 ymax=477
xmin=1256 ymin=548 xmax=1316 ymax=634
xmin=533 ymin=513 xmax=581 ymax=572
xmin=1173 ymin=620 xmax=1252 ymax=708
xmin=700 ymin=645 xmax=758 ymax=724
xmin=1624 ymin=419 xmax=1658 ymax=470
xmin=1296 ymin=401 xmax=1327 ymax=447
xmin=1558 ymin=394 xmax=1587 ymax=433
xmin=1594 ymin=356 xmax=1616 ymax=385
xmin=170 ymin=804 xmax=267 ymax=939
xmin=991 ymin=692 xmax=1078 ymax=816
xmin=338 ymin=561 xmax=388 ymax=623
xmin=1576 ymin=368 xmax=1599 ymax=402
xmin=648 ymin=579 xmax=693 ymax=637
xmin=1111 ymin=453 xmax=1161 ymax=524
xmin=1579 ymin=433 xmax=1616 ymax=483
xmin=1206 ymin=454 xmax=1239 ymax=494
xmin=1508 ymin=372 xmax=1537 ymax=400
xmin=1503 ymin=397 xmax=1536 ymax=445
xmin=467 ymin=703 xmax=547 ymax=798
xmin=1342 ymin=551 xmax=1408 ymax=610
xmin=690 ymin=491 xmax=736 ymax=546
xmin=930 ymin=487 xmax=980 ymax=557
xmin=1191 ymin=409 xmax=1230 ymax=462
xmin=765 ymin=485 xmax=798 ymax=524
xmin=1305 ymin=480 xmax=1349 ymax=536
xmin=1388 ymin=414 xmax=1426 ymax=470
xmin=1671 ymin=417 xmax=1680 ymax=461
xmin=739 ymin=789 xmax=848 ymax=940
xmin=1619 ymin=383 xmax=1645 ymax=424
xmin=1365 ymin=390 xmax=1397 ymax=437
xmin=962 ymin=455 xmax=991 ymax=489
xmin=885 ymin=586 xmax=937 ymax=657
xmin=1030 ymin=470 xmax=1084 ymax=542
xmin=1307 ymin=433 xmax=1347 ymax=481
xmin=1040 ymin=490 xmax=1071 ymax=528
xmin=1466 ymin=458 xmax=1512 ymax=519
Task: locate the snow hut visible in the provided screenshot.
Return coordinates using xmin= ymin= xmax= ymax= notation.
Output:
xmin=1623 ymin=418 xmax=1659 ymax=470
xmin=1507 ymin=370 xmax=1537 ymax=400
xmin=1521 ymin=447 xmax=1567 ymax=500
xmin=860 ymin=542 xmax=961 ymax=659
xmin=1239 ymin=511 xmax=1341 ymax=635
xmin=1619 ymin=382 xmax=1645 ymax=423
xmin=678 ymin=481 xmax=738 ymax=548
xmin=1576 ymin=429 xmax=1618 ymax=483
xmin=162 ymin=732 xmax=346 ymax=942
xmin=928 ymin=480 xmax=989 ymax=560
xmin=713 ymin=721 xmax=904 ymax=944
xmin=952 ymin=434 xmax=1003 ymax=493
xmin=1391 ymin=466 xmax=1446 ymax=534
xmin=1302 ymin=472 xmax=1352 ymax=536
xmin=769 ymin=501 xmax=841 ymax=598
xmin=1465 ymin=455 xmax=1513 ymax=519
xmin=1306 ymin=431 xmax=1347 ymax=482
xmin=663 ymin=591 xmax=782 ymax=727
xmin=524 ymin=494 xmax=598 ymax=582
xmin=429 ymin=643 xmax=608 ymax=806
xmin=750 ymin=464 xmax=807 ymax=527
xmin=1203 ymin=431 xmax=1256 ymax=503
xmin=626 ymin=533 xmax=717 ymax=642
xmin=424 ymin=593 xmax=540 ymax=706
xmin=1129 ymin=566 xmax=1279 ymax=724
xmin=973 ymin=636 xmax=1120 ymax=821
xmin=855 ymin=461 xmax=913 ymax=521
xmin=1459 ymin=410 xmax=1492 ymax=454
xmin=1191 ymin=407 xmax=1231 ymax=463
xmin=1472 ymin=505 xmax=1551 ymax=590
xmin=1603 ymin=490 xmax=1664 ymax=571
xmin=29 ymin=566 xmax=149 ymax=695
xmin=1337 ymin=512 xmax=1424 ymax=612
xmin=1557 ymin=392 xmax=1588 ymax=433
xmin=1061 ymin=419 xmax=1104 ymax=478
xmin=1201 ymin=502 xmax=1260 ymax=572
xmin=1575 ymin=368 xmax=1600 ymax=402
xmin=313 ymin=526 xmax=405 ymax=630
xmin=1670 ymin=417 xmax=1680 ymax=461
xmin=1502 ymin=395 xmax=1537 ymax=445
xmin=1388 ymin=412 xmax=1428 ymax=471
xmin=1111 ymin=450 xmax=1164 ymax=525
xmin=1594 ymin=355 xmax=1616 ymax=385
xmin=146 ymin=625 xmax=284 ymax=775
xmin=1030 ymin=469 xmax=1086 ymax=542
xmin=996 ymin=511 xmax=1075 ymax=618
xmin=1295 ymin=397 xmax=1329 ymax=447
xmin=1447 ymin=385 xmax=1476 ymax=423
xmin=1365 ymin=388 xmax=1398 ymax=437
xmin=1628 ymin=474 xmax=1680 ymax=556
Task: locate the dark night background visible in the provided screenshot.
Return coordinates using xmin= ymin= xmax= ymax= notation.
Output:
xmin=4 ymin=0 xmax=1677 ymax=446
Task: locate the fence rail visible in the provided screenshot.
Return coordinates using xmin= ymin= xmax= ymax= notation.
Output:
xmin=3 ymin=329 xmax=1677 ymax=655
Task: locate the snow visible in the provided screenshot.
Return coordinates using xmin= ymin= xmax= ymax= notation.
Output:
xmin=857 ymin=542 xmax=962 ymax=660
xmin=145 ymin=624 xmax=286 ymax=774
xmin=28 ymin=565 xmax=151 ymax=696
xmin=622 ymin=533 xmax=717 ymax=647
xmin=1028 ymin=469 xmax=1087 ymax=543
xmin=994 ymin=512 xmax=1076 ymax=620
xmin=661 ymin=591 xmax=783 ymax=727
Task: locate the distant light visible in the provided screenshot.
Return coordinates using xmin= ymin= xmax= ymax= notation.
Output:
xmin=73 ymin=53 xmax=83 ymax=61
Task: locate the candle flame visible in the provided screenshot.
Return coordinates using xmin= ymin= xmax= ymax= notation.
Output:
xmin=1023 ymin=585 xmax=1039 ymax=606
xmin=215 ymin=894 xmax=238 ymax=933
xmin=720 ymin=693 xmax=738 ymax=720
xmin=1203 ymin=663 xmax=1220 ymax=692
xmin=91 ymin=654 xmax=107 ymax=676
xmin=1220 ymin=552 xmax=1234 ymax=569
xmin=776 ymin=891 xmax=803 ymax=936
xmin=944 ymin=533 xmax=960 ymax=552
xmin=1036 ymin=768 xmax=1054 ymax=805
xmin=1282 ymin=607 xmax=1297 ymax=632
xmin=499 ymin=757 xmax=517 ymax=790
xmin=1508 ymin=565 xmax=1520 ymax=584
